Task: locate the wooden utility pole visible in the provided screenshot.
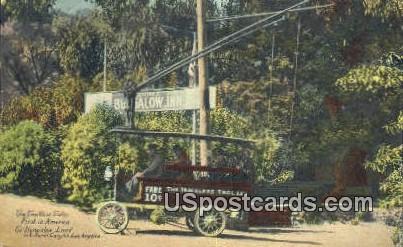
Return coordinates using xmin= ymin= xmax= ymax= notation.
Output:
xmin=103 ymin=40 xmax=107 ymax=92
xmin=196 ymin=0 xmax=209 ymax=166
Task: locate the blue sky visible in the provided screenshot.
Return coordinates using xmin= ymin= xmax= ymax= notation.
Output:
xmin=55 ymin=0 xmax=95 ymax=14
xmin=54 ymin=0 xmax=228 ymax=14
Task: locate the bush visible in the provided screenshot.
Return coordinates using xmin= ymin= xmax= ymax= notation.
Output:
xmin=392 ymin=226 xmax=403 ymax=246
xmin=150 ymin=207 xmax=167 ymax=225
xmin=116 ymin=142 xmax=140 ymax=174
xmin=210 ymin=108 xmax=249 ymax=137
xmin=61 ymin=104 xmax=123 ymax=206
xmin=1 ymin=75 xmax=86 ymax=128
xmin=133 ymin=111 xmax=192 ymax=163
xmin=0 ymin=120 xmax=60 ymax=194
xmin=366 ymin=139 xmax=403 ymax=207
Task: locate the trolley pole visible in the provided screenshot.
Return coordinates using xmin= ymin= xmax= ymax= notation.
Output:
xmin=197 ymin=0 xmax=209 ymax=167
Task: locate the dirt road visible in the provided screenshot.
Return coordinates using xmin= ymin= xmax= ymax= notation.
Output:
xmin=0 ymin=194 xmax=393 ymax=247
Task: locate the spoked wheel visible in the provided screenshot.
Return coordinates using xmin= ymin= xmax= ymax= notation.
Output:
xmin=96 ymin=201 xmax=129 ymax=234
xmin=193 ymin=208 xmax=226 ymax=237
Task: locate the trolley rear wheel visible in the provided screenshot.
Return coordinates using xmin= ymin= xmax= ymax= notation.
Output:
xmin=193 ymin=208 xmax=226 ymax=237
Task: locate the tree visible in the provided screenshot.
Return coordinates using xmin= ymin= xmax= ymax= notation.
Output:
xmin=86 ymin=0 xmax=220 ymax=84
xmin=363 ymin=0 xmax=402 ymax=18
xmin=1 ymin=75 xmax=87 ymax=128
xmin=366 ymin=143 xmax=403 ymax=207
xmin=271 ymin=0 xmax=402 ymax=180
xmin=336 ymin=53 xmax=403 ymax=207
xmin=0 ymin=22 xmax=58 ymax=94
xmin=0 ymin=120 xmax=59 ymax=194
xmin=53 ymin=13 xmax=110 ymax=79
xmin=0 ymin=0 xmax=55 ymax=23
xmin=0 ymin=0 xmax=58 ymax=95
xmin=61 ymin=104 xmax=123 ymax=206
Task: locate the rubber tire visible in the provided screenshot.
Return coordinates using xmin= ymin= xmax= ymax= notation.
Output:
xmin=96 ymin=201 xmax=129 ymax=234
xmin=193 ymin=208 xmax=226 ymax=237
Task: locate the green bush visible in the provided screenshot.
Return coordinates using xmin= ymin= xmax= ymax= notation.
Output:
xmin=0 ymin=120 xmax=60 ymax=194
xmin=365 ymin=113 xmax=403 ymax=208
xmin=210 ymin=108 xmax=249 ymax=137
xmin=61 ymin=104 xmax=123 ymax=206
xmin=133 ymin=111 xmax=192 ymax=163
xmin=336 ymin=65 xmax=403 ymax=93
xmin=150 ymin=207 xmax=167 ymax=225
xmin=1 ymin=75 xmax=86 ymax=128
xmin=116 ymin=142 xmax=140 ymax=175
xmin=392 ymin=226 xmax=403 ymax=246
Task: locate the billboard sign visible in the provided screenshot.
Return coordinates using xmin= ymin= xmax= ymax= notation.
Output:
xmin=84 ymin=87 xmax=217 ymax=114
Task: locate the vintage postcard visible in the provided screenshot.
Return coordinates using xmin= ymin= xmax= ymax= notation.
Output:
xmin=0 ymin=0 xmax=401 ymax=246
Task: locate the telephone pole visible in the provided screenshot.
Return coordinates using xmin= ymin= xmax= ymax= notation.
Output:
xmin=196 ymin=0 xmax=209 ymax=167
xmin=103 ymin=40 xmax=107 ymax=92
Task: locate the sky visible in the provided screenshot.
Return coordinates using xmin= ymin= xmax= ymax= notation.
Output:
xmin=55 ymin=0 xmax=95 ymax=14
xmin=54 ymin=0 xmax=229 ymax=15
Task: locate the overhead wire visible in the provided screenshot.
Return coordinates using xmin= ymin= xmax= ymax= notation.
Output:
xmin=268 ymin=31 xmax=276 ymax=126
xmin=125 ymin=0 xmax=310 ymax=95
xmin=288 ymin=16 xmax=301 ymax=141
xmin=206 ymin=4 xmax=334 ymax=23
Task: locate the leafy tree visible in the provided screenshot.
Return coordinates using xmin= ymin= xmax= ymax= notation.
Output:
xmin=85 ymin=0 xmax=220 ymax=84
xmin=61 ymin=104 xmax=123 ymax=206
xmin=132 ymin=111 xmax=192 ymax=162
xmin=267 ymin=0 xmax=402 ymax=180
xmin=0 ymin=0 xmax=55 ymax=23
xmin=116 ymin=142 xmax=140 ymax=174
xmin=0 ymin=0 xmax=58 ymax=94
xmin=210 ymin=107 xmax=249 ymax=137
xmin=365 ymin=112 xmax=403 ymax=207
xmin=85 ymin=0 xmax=134 ymax=24
xmin=53 ymin=12 xmax=110 ymax=79
xmin=90 ymin=71 xmax=123 ymax=91
xmin=1 ymin=75 xmax=87 ymax=128
xmin=366 ymin=144 xmax=403 ymax=207
xmin=336 ymin=53 xmax=402 ymax=207
xmin=0 ymin=22 xmax=58 ymax=94
xmin=336 ymin=65 xmax=403 ymax=92
xmin=0 ymin=120 xmax=59 ymax=194
xmin=363 ymin=0 xmax=402 ymax=18
xmin=135 ymin=111 xmax=191 ymax=132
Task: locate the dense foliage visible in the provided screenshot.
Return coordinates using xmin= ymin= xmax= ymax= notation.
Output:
xmin=61 ymin=104 xmax=123 ymax=206
xmin=1 ymin=75 xmax=86 ymax=128
xmin=0 ymin=121 xmax=59 ymax=194
xmin=336 ymin=52 xmax=402 ymax=207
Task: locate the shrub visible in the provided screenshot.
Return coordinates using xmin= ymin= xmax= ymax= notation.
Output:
xmin=150 ymin=207 xmax=167 ymax=225
xmin=61 ymin=104 xmax=123 ymax=206
xmin=1 ymin=75 xmax=86 ymax=128
xmin=0 ymin=120 xmax=59 ymax=194
xmin=366 ymin=119 xmax=403 ymax=208
xmin=116 ymin=142 xmax=140 ymax=175
xmin=392 ymin=226 xmax=403 ymax=246
xmin=133 ymin=111 xmax=192 ymax=163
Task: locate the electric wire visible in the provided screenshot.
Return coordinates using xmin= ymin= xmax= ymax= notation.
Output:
xmin=206 ymin=4 xmax=334 ymax=22
xmin=288 ymin=17 xmax=301 ymax=141
xmin=125 ymin=0 xmax=310 ymax=95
